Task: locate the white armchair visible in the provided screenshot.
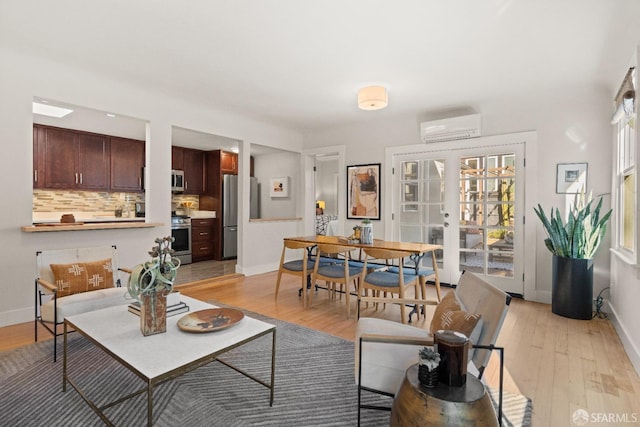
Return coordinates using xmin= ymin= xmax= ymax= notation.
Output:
xmin=35 ymin=245 xmax=131 ymax=361
xmin=355 ymin=271 xmax=511 ymax=424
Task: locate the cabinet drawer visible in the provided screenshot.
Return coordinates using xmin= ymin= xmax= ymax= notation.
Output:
xmin=192 ymin=244 xmax=214 ymax=257
xmin=191 ymin=218 xmax=213 ymax=227
xmin=192 ymin=228 xmax=212 ymax=241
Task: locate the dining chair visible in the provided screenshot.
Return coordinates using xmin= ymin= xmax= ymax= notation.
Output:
xmin=358 ymin=247 xmax=420 ymax=324
xmin=309 ymin=243 xmax=363 ymax=318
xmin=275 ymin=240 xmax=330 ymax=308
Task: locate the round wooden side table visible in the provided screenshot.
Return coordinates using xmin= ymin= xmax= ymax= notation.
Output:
xmin=390 ymin=364 xmax=498 ymax=426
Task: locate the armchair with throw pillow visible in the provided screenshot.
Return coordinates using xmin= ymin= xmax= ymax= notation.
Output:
xmin=355 ymin=271 xmax=511 ymax=425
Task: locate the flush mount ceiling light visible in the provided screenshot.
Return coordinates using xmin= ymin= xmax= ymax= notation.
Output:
xmin=32 ymin=102 xmax=74 ymax=118
xmin=357 ymin=85 xmax=388 ymax=110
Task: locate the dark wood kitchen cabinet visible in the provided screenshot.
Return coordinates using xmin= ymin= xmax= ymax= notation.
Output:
xmin=220 ymin=151 xmax=238 ymax=174
xmin=110 ymin=137 xmax=145 ymax=192
xmin=183 ymin=148 xmax=204 ymax=195
xmin=38 ymin=125 xmax=109 ymax=190
xmin=33 ymin=125 xmax=45 ymax=189
xmin=171 ymin=146 xmax=184 ymax=170
xmin=191 ymin=218 xmax=216 ymax=262
xmin=171 ymin=146 xmax=204 ymax=195
xmin=78 ymin=133 xmax=110 ymax=190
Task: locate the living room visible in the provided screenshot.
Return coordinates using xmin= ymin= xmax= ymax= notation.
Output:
xmin=1 ymin=1 xmax=640 ymax=425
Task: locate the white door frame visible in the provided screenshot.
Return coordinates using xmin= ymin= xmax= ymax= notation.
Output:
xmin=302 ymin=145 xmax=346 ymax=236
xmin=385 ymin=131 xmax=538 ymax=300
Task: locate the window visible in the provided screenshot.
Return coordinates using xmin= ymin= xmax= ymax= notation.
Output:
xmin=614 ymin=68 xmax=636 ymax=257
xmin=616 ymin=118 xmax=635 ymax=252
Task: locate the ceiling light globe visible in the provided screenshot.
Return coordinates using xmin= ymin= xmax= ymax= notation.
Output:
xmin=358 ymin=86 xmax=388 ymax=110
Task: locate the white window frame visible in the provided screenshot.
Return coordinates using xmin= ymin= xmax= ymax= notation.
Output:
xmin=614 ymin=116 xmax=636 ymax=260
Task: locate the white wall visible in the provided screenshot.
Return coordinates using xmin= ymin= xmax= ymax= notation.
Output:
xmin=0 ymin=48 xmax=303 ymax=327
xmin=303 ymin=85 xmax=613 ymax=302
xmin=254 ymin=151 xmax=300 ymax=219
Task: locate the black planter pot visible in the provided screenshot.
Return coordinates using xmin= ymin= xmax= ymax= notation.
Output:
xmin=552 ymin=255 xmax=593 ymax=320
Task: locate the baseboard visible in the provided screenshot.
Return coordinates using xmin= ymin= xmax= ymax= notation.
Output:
xmin=0 ymin=306 xmax=33 ymax=328
xmin=238 ymin=262 xmax=279 ymax=277
xmin=608 ymin=302 xmax=640 ymax=376
xmin=527 ymin=289 xmax=551 ymax=304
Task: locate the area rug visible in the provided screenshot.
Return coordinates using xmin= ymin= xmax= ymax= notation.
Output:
xmin=0 ymin=305 xmax=532 ymax=426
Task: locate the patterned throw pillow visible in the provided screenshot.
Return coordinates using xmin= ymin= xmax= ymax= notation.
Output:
xmin=50 ymin=259 xmax=114 ymax=297
xmin=430 ymin=291 xmax=482 ymax=343
xmin=429 ymin=291 xmax=459 ymax=334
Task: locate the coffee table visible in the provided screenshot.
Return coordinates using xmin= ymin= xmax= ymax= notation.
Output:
xmin=63 ymin=296 xmax=276 ymax=426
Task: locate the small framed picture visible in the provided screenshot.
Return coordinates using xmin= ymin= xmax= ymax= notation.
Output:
xmin=270 ymin=177 xmax=289 ymax=198
xmin=556 ymin=163 xmax=587 ymax=193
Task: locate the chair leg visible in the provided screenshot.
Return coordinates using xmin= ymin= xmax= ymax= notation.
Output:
xmin=275 ymin=269 xmax=283 ymax=300
xmin=345 ymin=281 xmax=350 ymax=318
xmin=399 ymin=289 xmax=407 ymax=324
xmin=53 ymin=323 xmax=58 ymax=362
xmin=305 ymin=275 xmax=312 ymax=309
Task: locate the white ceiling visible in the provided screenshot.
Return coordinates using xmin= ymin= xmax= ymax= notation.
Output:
xmin=4 ymin=1 xmax=640 ymax=133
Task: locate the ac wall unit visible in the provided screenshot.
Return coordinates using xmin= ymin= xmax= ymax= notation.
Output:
xmin=420 ymin=114 xmax=482 ymax=143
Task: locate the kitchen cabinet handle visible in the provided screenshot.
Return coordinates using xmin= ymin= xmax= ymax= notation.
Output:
xmin=80 ymin=173 xmax=83 ymax=185
xmin=199 ymin=232 xmax=208 ymax=236
xmin=199 ymin=247 xmax=209 ymax=251
xmin=34 ymin=170 xmax=37 ymax=182
xmin=75 ymin=173 xmax=78 ymax=184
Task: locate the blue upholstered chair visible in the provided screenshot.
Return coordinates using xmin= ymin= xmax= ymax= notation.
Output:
xmin=310 ymin=243 xmax=363 ymax=318
xmin=275 ymin=240 xmax=332 ymax=308
xmin=358 ymin=247 xmax=420 ymax=324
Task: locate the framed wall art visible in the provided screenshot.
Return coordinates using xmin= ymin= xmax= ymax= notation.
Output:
xmin=270 ymin=176 xmax=289 ymax=198
xmin=347 ymin=163 xmax=381 ymax=220
xmin=556 ymin=163 xmax=587 ymax=194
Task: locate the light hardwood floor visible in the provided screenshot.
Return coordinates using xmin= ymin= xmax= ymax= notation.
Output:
xmin=4 ymin=272 xmax=639 ymax=426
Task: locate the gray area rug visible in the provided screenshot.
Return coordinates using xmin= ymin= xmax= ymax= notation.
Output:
xmin=0 ymin=305 xmax=532 ymax=426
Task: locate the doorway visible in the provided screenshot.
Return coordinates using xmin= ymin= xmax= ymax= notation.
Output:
xmin=392 ymin=138 xmax=526 ymax=295
xmin=303 ymin=145 xmax=346 ymax=236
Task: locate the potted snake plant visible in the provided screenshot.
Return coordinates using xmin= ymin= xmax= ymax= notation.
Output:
xmin=533 ymin=191 xmax=612 ymax=319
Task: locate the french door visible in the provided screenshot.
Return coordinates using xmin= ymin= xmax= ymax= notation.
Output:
xmin=393 ymin=141 xmax=525 ymax=295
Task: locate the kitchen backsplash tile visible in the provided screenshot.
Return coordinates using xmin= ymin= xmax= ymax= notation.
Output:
xmin=171 ymin=194 xmax=200 ymax=211
xmin=33 ymin=190 xmax=144 ymax=212
xmin=33 ymin=190 xmax=200 ymax=213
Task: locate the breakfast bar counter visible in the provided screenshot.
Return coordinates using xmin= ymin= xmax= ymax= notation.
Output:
xmin=21 ymin=221 xmax=163 ymax=232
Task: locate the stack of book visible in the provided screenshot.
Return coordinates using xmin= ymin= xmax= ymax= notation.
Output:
xmin=128 ymin=292 xmax=189 ymax=317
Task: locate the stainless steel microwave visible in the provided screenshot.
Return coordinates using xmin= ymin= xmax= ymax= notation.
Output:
xmin=171 ymin=169 xmax=185 ymax=193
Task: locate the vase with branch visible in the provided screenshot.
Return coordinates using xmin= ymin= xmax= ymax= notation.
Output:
xmin=127 ymin=236 xmax=181 ymax=335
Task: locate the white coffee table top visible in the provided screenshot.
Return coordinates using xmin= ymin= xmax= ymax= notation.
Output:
xmin=65 ymin=296 xmax=275 ymax=379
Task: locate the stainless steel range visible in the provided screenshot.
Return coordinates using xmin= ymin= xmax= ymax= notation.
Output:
xmin=171 ymin=215 xmax=192 ymax=265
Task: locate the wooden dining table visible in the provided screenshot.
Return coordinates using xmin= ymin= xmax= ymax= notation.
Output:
xmin=283 ymin=235 xmax=443 ymax=308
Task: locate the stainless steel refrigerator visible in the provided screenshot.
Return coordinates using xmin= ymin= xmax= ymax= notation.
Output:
xmin=222 ymin=174 xmax=259 ymax=258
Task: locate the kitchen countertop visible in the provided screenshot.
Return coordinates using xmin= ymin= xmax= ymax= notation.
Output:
xmin=33 ymin=217 xmax=146 ymax=224
xmin=22 ymin=221 xmax=163 ymax=233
